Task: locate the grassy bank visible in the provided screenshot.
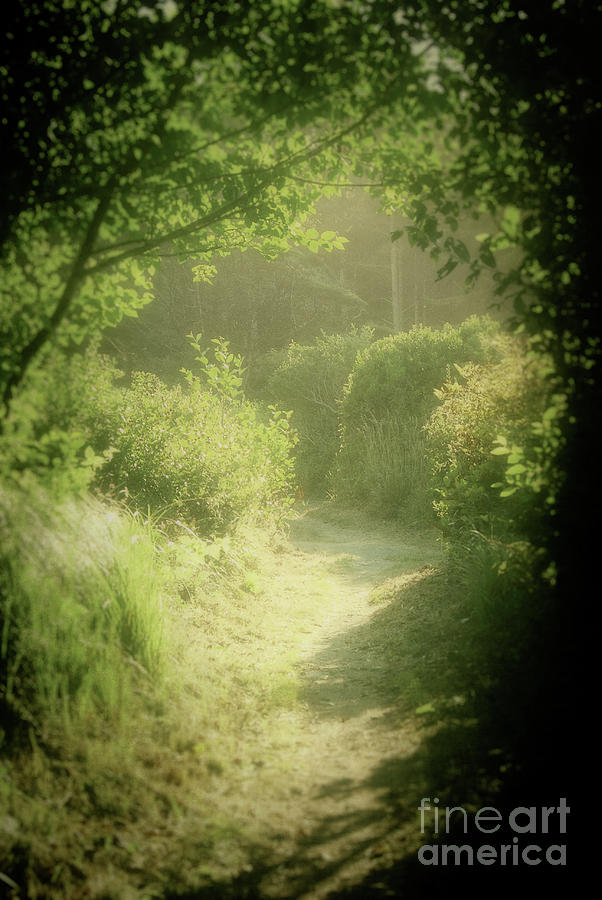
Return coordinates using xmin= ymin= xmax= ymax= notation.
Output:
xmin=0 ymin=493 xmax=364 ymax=897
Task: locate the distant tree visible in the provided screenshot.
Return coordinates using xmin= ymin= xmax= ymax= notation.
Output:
xmin=107 ymin=188 xmax=508 ymax=382
xmin=116 ymin=241 xmax=368 ymax=364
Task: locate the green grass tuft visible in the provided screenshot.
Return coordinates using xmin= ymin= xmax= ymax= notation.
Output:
xmin=0 ymin=486 xmax=166 ymax=735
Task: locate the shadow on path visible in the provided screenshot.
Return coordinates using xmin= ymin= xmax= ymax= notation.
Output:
xmin=164 ymin=512 xmax=579 ymax=899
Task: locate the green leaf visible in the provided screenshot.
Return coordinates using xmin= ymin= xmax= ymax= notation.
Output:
xmin=454 ymin=240 xmax=470 ymax=262
xmin=502 ymin=204 xmax=520 ymax=238
xmin=480 ymin=247 xmax=496 ymax=268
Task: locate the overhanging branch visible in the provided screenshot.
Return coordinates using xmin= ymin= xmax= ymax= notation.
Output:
xmin=86 ymin=105 xmax=383 ymax=276
xmin=1 ymin=181 xmax=117 ymax=413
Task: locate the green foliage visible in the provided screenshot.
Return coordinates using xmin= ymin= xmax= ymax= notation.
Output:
xmin=0 ymin=336 xmax=296 ymax=534
xmin=334 ymin=316 xmax=500 ymax=516
xmin=0 ymin=345 xmax=122 ymax=497
xmin=1 ymin=0 xmax=432 ymax=410
xmin=424 ymin=336 xmax=550 ymax=543
xmin=184 ymin=332 xmax=246 ymax=404
xmin=421 ymin=335 xmax=567 ymax=785
xmin=491 ymin=389 xmax=567 ymax=516
xmin=259 ymin=327 xmax=374 ymax=493
xmin=101 ymin=358 xmax=296 ymax=533
xmin=340 ymin=316 xmax=500 ymax=427
xmin=448 ymin=533 xmax=550 ymax=671
xmin=0 ymin=336 xmax=296 ymax=536
xmin=0 ymin=487 xmax=166 ymax=732
xmin=1 ymin=2 xmax=598 ymax=566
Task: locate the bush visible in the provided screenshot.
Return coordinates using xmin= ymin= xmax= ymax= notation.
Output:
xmin=424 ymin=336 xmax=549 ymax=545
xmin=100 ymin=338 xmax=297 ymax=533
xmin=333 ymin=316 xmax=501 ymax=517
xmin=423 ymin=342 xmax=561 ymax=758
xmin=0 ymin=486 xmax=166 ymax=734
xmin=450 ymin=534 xmax=549 ymax=651
xmin=1 ymin=337 xmax=297 ymax=534
xmin=259 ymin=327 xmax=374 ymax=493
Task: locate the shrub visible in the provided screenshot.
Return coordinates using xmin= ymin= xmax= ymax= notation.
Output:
xmin=0 ymin=336 xmax=297 ymax=534
xmin=333 ymin=316 xmax=501 ymax=517
xmin=100 ymin=338 xmax=297 ymax=532
xmin=424 ymin=344 xmax=560 ymax=751
xmin=424 ymin=336 xmax=549 ymax=545
xmin=259 ymin=326 xmax=374 ymax=493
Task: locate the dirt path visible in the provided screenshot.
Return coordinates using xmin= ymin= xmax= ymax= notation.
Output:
xmin=1 ymin=502 xmax=553 ymax=899
xmin=214 ymin=503 xmax=449 ymax=899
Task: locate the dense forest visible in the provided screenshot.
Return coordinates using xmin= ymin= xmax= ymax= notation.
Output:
xmin=1 ymin=1 xmax=598 ymax=897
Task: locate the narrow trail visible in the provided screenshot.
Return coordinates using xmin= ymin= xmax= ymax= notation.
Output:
xmin=212 ymin=503 xmax=451 ymax=899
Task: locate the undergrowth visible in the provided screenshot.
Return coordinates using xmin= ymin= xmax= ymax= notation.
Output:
xmin=332 ymin=316 xmax=501 ymax=519
xmin=0 ymin=486 xmax=165 ymax=738
xmin=0 ymin=318 xmax=569 ymax=897
xmin=0 ymin=485 xmax=312 ymax=899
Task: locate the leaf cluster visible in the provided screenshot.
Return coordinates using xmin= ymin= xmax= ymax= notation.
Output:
xmin=425 ymin=336 xmax=552 ymax=543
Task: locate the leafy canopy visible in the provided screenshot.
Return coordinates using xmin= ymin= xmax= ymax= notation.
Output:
xmin=1 ymin=0 xmax=599 ymax=424
xmin=0 ymin=0 xmax=429 ymax=407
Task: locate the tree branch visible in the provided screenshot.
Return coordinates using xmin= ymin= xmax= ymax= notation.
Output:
xmin=86 ymin=106 xmax=382 ymax=276
xmin=1 ymin=182 xmax=117 ymax=414
xmin=284 ymin=176 xmax=384 ymax=187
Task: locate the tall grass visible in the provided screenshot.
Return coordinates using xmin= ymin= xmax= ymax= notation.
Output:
xmin=333 ymin=414 xmax=432 ymax=522
xmin=0 ymin=486 xmax=166 ymax=735
xmin=448 ymin=532 xmax=546 ymax=650
xmin=257 ymin=327 xmax=375 ymax=493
